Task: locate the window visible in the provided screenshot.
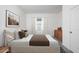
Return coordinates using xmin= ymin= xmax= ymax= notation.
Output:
xmin=35 ymin=18 xmax=44 ymax=34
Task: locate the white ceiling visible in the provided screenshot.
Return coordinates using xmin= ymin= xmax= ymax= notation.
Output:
xmin=19 ymin=5 xmax=62 ymax=13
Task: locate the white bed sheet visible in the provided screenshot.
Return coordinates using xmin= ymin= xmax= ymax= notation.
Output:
xmin=9 ymin=34 xmax=59 ymax=48
xmin=9 ymin=34 xmax=33 ymax=47
xmin=46 ymin=34 xmax=59 ymax=48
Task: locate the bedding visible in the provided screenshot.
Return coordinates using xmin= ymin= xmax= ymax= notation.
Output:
xmin=29 ymin=35 xmax=49 ymax=46
xmin=8 ymin=34 xmax=33 ymax=47
xmin=9 ymin=34 xmax=59 ymax=48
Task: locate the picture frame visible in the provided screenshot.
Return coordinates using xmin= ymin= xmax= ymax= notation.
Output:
xmin=6 ymin=10 xmax=20 ymax=27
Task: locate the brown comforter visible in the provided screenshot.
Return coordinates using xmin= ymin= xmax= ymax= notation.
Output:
xmin=29 ymin=35 xmax=49 ymax=46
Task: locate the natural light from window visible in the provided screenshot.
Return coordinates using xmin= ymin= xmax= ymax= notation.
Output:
xmin=35 ymin=18 xmax=44 ymax=34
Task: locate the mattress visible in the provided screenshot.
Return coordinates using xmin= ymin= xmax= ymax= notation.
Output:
xmin=9 ymin=34 xmax=59 ymax=48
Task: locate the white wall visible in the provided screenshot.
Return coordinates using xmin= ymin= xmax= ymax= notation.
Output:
xmin=26 ymin=12 xmax=62 ymax=36
xmin=62 ymin=6 xmax=72 ymax=50
xmin=0 ymin=5 xmax=26 ymax=46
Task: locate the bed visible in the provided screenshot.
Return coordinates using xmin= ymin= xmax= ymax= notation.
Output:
xmin=4 ymin=30 xmax=60 ymax=53
xmin=8 ymin=34 xmax=60 ymax=53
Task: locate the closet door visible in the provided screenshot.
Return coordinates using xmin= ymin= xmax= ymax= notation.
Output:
xmin=70 ymin=6 xmax=79 ymax=52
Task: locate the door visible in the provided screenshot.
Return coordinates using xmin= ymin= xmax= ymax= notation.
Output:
xmin=70 ymin=6 xmax=79 ymax=52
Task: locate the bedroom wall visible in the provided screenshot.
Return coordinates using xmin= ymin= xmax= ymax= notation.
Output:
xmin=0 ymin=5 xmax=26 ymax=46
xmin=26 ymin=12 xmax=62 ymax=36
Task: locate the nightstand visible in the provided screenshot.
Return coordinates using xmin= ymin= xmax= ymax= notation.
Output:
xmin=0 ymin=47 xmax=9 ymax=53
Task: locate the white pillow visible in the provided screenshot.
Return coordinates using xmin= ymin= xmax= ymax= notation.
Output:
xmin=6 ymin=34 xmax=14 ymax=41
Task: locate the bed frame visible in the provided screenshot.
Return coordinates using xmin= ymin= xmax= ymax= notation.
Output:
xmin=11 ymin=46 xmax=60 ymax=53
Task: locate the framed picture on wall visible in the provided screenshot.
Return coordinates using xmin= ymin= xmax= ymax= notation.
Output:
xmin=6 ymin=10 xmax=20 ymax=27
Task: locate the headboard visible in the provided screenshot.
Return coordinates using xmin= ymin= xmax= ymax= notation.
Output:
xmin=4 ymin=30 xmax=15 ymax=46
